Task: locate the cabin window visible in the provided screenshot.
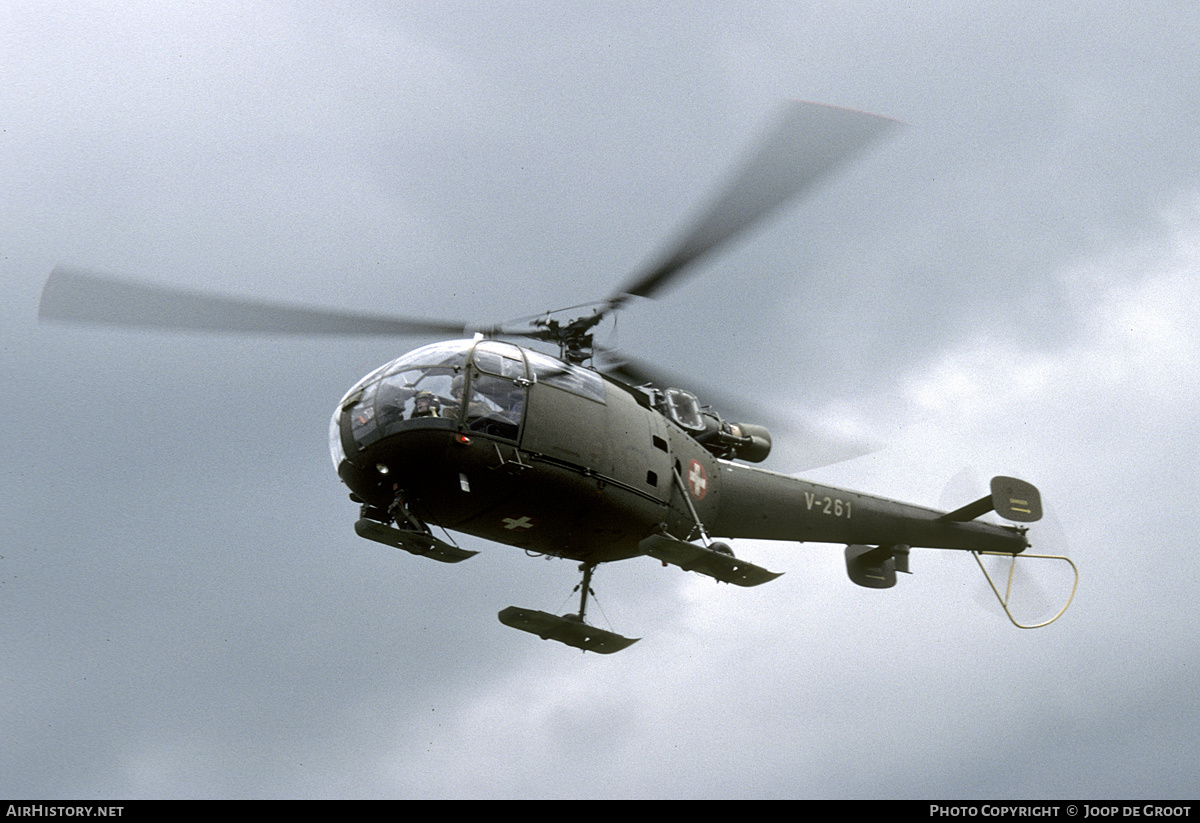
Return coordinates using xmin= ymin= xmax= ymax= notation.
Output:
xmin=376 ymin=368 xmax=461 ymax=428
xmin=525 ymin=350 xmax=606 ymax=403
xmin=448 ymin=340 xmax=528 ymax=441
xmin=471 ymin=340 xmax=527 ymax=380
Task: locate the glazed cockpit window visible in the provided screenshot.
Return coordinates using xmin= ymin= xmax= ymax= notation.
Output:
xmin=462 ymin=372 xmax=525 ymax=440
xmin=338 ymin=340 xmax=470 ymax=407
xmin=376 ymin=367 xmax=460 ymax=426
xmin=337 ymin=341 xmax=474 ymax=450
xmin=384 ymin=340 xmax=470 ymax=375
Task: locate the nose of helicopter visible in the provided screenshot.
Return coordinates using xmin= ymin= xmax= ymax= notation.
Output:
xmin=328 ymin=392 xmax=460 ymax=515
xmin=329 ymin=402 xmax=348 ymax=472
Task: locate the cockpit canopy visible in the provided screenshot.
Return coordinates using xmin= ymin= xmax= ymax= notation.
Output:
xmin=329 ymin=339 xmax=606 ymax=468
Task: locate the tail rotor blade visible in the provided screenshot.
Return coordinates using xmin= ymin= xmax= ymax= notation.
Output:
xmin=972 ymin=505 xmax=1077 ymax=629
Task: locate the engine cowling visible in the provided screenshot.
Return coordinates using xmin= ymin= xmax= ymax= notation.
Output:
xmin=659 ymin=387 xmax=771 ymax=462
xmin=722 ymin=421 xmax=772 ymax=463
xmin=697 ymin=416 xmax=771 ymax=462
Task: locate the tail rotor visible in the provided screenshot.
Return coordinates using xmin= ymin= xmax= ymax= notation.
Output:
xmin=972 ymin=505 xmax=1078 ymax=629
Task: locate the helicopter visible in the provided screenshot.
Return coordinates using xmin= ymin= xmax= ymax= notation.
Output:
xmin=39 ymin=101 xmax=1076 ymax=653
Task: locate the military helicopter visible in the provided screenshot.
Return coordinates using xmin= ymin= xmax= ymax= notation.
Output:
xmin=39 ymin=101 xmax=1076 ymax=653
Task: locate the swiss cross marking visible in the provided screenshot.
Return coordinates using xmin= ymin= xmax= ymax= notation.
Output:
xmin=502 ymin=516 xmax=534 ymax=530
xmin=687 ymin=460 xmax=708 ymax=500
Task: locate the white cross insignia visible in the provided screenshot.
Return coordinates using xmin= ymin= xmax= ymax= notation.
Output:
xmin=687 ymin=460 xmax=708 ymax=500
xmin=502 ymin=516 xmax=534 ymax=530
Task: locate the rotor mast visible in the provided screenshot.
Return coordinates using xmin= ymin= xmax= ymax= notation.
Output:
xmin=534 ymin=308 xmax=607 ymax=365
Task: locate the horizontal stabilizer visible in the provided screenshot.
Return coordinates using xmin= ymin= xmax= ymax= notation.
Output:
xmin=940 ymin=476 xmax=1042 ymax=524
xmin=498 ymin=607 xmax=639 ymax=654
xmin=640 ymin=534 xmax=783 ymax=586
xmin=354 ymin=519 xmax=478 ymax=563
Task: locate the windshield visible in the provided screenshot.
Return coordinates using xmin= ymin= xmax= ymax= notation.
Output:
xmin=338 ymin=340 xmax=472 ymax=405
xmin=333 ymin=341 xmax=472 ymax=459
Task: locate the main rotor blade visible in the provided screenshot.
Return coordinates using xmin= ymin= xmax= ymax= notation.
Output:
xmin=40 ymin=267 xmax=469 ymax=337
xmin=612 ymin=101 xmax=897 ymax=306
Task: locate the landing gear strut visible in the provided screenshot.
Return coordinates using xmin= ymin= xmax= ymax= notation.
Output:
xmin=353 ymin=489 xmax=478 ymax=564
xmin=574 ymin=562 xmax=597 ymax=624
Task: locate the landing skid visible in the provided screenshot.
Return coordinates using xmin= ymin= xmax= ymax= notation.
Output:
xmin=500 ymin=562 xmax=639 ymax=654
xmin=640 ymin=533 xmax=782 ymax=586
xmin=354 ymin=518 xmax=478 ymax=563
xmin=498 ymin=607 xmax=639 ymax=654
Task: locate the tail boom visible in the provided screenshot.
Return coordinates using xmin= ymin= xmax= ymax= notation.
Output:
xmin=710 ymin=462 xmax=1031 ymax=555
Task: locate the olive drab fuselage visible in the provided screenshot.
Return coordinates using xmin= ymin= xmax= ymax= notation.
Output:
xmin=331 ymin=339 xmax=690 ymax=563
xmin=331 ymin=339 xmax=1029 ymax=563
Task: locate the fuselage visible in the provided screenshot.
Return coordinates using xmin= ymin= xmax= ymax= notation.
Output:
xmin=330 ymin=339 xmax=1028 ymax=564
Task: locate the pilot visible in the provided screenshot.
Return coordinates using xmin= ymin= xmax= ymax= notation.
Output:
xmin=451 ymin=374 xmax=490 ymax=419
xmin=453 ymin=372 xmax=526 ymax=434
xmin=477 ymin=378 xmax=524 ymax=424
xmin=410 ymin=390 xmax=441 ymax=418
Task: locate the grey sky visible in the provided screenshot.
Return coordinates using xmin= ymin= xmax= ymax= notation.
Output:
xmin=3 ymin=0 xmax=1199 ymax=798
